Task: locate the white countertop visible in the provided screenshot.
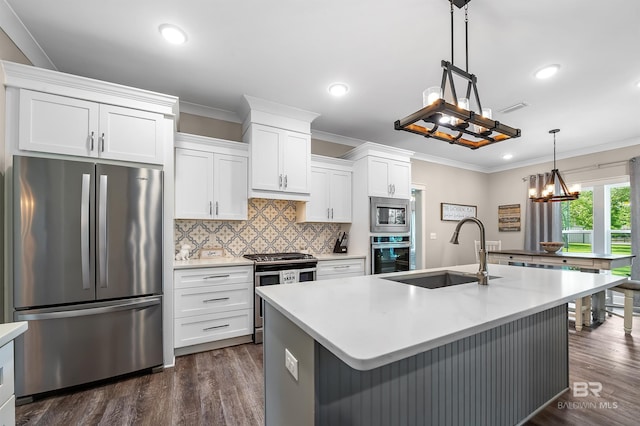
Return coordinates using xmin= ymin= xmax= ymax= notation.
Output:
xmin=174 ymin=257 xmax=254 ymax=269
xmin=0 ymin=321 xmax=28 ymax=347
xmin=315 ymin=253 xmax=366 ymax=261
xmin=256 ymin=264 xmax=627 ymax=371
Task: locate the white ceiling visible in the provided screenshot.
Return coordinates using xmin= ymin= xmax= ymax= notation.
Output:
xmin=4 ymin=0 xmax=640 ymax=172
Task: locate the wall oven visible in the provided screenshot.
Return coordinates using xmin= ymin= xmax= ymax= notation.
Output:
xmin=244 ymin=253 xmax=317 ymax=343
xmin=370 ymin=197 xmax=411 ymax=233
xmin=371 ymin=235 xmax=411 ymax=274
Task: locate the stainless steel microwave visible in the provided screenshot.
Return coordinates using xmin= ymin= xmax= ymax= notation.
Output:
xmin=370 ymin=197 xmax=410 ymax=233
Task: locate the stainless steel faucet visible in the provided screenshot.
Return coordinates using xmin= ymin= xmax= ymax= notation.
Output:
xmin=449 ymin=217 xmax=489 ymax=285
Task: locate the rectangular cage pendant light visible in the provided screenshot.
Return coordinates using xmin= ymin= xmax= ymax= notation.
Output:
xmin=394 ymin=0 xmax=521 ymax=150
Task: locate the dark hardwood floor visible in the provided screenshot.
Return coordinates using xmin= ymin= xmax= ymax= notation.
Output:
xmin=16 ymin=315 xmax=639 ymax=425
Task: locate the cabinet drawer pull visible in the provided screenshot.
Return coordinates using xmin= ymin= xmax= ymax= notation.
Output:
xmin=89 ymin=131 xmax=94 ymax=150
xmin=101 ymin=132 xmax=105 ymax=152
xmin=203 ymin=274 xmax=230 ymax=280
xmin=203 ymin=297 xmax=230 ymax=303
xmin=279 ymin=174 xmax=283 ymax=188
xmin=209 ymin=201 xmax=212 ymax=215
xmin=284 ymin=174 xmax=288 ymax=189
xmin=331 ymin=208 xmax=334 ymax=219
xmin=203 ymin=324 xmax=229 ymax=331
xmin=215 ymin=201 xmax=219 ymax=216
xmin=334 ymin=265 xmax=351 ymax=269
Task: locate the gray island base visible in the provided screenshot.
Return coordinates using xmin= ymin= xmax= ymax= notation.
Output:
xmin=265 ymin=303 xmax=568 ymax=426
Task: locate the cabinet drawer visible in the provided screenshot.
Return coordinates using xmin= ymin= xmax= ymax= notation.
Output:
xmin=488 ymin=254 xmax=532 ymax=264
xmin=543 ymin=257 xmax=595 ymax=268
xmin=317 ymin=259 xmax=365 ymax=280
xmin=174 ymin=266 xmax=252 ymax=289
xmin=0 ymin=395 xmax=14 ymax=426
xmin=175 ymin=283 xmax=251 ymax=318
xmin=0 ymin=342 xmax=14 ymax=407
xmin=174 ymin=309 xmax=252 ymax=348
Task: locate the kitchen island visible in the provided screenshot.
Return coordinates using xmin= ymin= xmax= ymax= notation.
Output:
xmin=256 ymin=264 xmax=627 ymax=426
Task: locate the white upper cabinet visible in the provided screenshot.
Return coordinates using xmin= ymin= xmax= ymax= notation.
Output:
xmin=241 ymin=95 xmax=319 ymax=201
xmin=367 ymin=157 xmax=411 ymax=199
xmin=246 ymin=123 xmax=310 ymax=198
xmin=297 ymin=156 xmax=352 ymax=223
xmin=19 ymin=90 xmax=164 ymax=164
xmin=174 ymin=133 xmax=248 ymax=221
xmin=175 ymin=149 xmax=214 ymax=219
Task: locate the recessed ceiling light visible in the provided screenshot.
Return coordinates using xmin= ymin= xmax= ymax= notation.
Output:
xmin=159 ymin=24 xmax=187 ymax=45
xmin=328 ymin=83 xmax=349 ymax=97
xmin=535 ymin=64 xmax=560 ymax=79
xmin=502 ymin=153 xmax=513 ymax=160
xmin=536 ymin=64 xmax=560 ymax=80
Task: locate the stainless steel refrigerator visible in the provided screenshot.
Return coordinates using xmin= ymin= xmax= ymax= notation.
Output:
xmin=12 ymin=155 xmax=163 ymax=399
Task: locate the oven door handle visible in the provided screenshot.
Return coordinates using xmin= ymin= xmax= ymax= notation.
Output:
xmin=255 ymin=267 xmax=317 ymax=277
xmin=371 ymin=243 xmax=411 ymax=249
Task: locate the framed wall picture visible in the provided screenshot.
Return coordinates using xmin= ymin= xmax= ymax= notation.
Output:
xmin=498 ymin=204 xmax=521 ymax=232
xmin=441 ymin=203 xmax=477 ymax=221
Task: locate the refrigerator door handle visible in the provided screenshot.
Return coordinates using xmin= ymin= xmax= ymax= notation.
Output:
xmin=81 ymin=173 xmax=91 ymax=290
xmin=99 ymin=174 xmax=108 ymax=288
xmin=15 ymin=297 xmax=162 ymax=321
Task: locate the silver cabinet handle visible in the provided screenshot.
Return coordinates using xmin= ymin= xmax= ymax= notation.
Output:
xmin=209 ymin=201 xmax=212 ymax=216
xmin=101 ymin=132 xmax=105 ymax=152
xmin=279 ymin=174 xmax=283 ymax=188
xmin=81 ymin=173 xmax=91 ymax=290
xmin=203 ymin=324 xmax=229 ymax=331
xmin=215 ymin=201 xmax=219 ymax=216
xmin=89 ymin=131 xmax=95 ymax=151
xmin=388 ymin=184 xmax=392 ymax=194
xmin=284 ymin=175 xmax=288 ymax=189
xmin=331 ymin=208 xmax=334 ymax=219
xmin=203 ymin=274 xmax=230 ymax=280
xmin=203 ymin=297 xmax=230 ymax=303
xmin=327 ymin=208 xmax=330 ymax=219
xmin=334 ymin=265 xmax=351 ymax=269
xmin=393 ymin=184 xmax=396 ymax=194
xmin=98 ymin=175 xmax=108 ymax=288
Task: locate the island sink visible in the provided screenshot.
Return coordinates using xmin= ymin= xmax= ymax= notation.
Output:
xmin=385 ymin=270 xmax=500 ymax=289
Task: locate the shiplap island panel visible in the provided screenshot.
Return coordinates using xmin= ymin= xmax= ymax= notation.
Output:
xmin=257 ymin=264 xmax=627 ymax=425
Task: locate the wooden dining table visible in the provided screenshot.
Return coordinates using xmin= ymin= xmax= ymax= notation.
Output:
xmin=487 ymin=249 xmax=635 ymax=331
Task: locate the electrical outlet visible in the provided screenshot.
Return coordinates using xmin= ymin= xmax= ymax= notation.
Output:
xmin=284 ymin=348 xmax=298 ymax=381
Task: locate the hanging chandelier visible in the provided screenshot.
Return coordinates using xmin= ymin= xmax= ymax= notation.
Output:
xmin=394 ymin=0 xmax=521 ymax=149
xmin=529 ymin=129 xmax=580 ymax=202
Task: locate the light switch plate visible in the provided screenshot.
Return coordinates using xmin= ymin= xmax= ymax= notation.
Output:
xmin=430 ymin=233 xmax=437 ymax=240
xmin=285 ymin=348 xmax=298 ymax=381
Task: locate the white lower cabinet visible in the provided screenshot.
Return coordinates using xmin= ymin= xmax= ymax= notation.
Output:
xmin=174 ymin=266 xmax=253 ymax=349
xmin=0 ymin=341 xmax=15 ymax=425
xmin=316 ymin=258 xmax=365 ymax=280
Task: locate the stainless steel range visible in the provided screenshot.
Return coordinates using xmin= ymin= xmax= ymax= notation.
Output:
xmin=244 ymin=252 xmax=317 ymax=343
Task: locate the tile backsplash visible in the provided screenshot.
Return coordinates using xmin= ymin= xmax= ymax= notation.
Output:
xmin=175 ymin=198 xmax=344 ymax=258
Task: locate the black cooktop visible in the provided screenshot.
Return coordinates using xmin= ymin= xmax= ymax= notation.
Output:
xmin=243 ymin=252 xmax=316 ymax=263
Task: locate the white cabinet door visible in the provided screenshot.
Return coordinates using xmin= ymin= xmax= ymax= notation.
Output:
xmin=99 ymin=104 xmax=164 ymax=164
xmin=389 ymin=161 xmax=411 ymax=199
xmin=306 ymin=167 xmax=331 ymax=221
xmin=330 ymin=170 xmax=352 ymax=222
xmin=175 ymin=148 xmax=214 ymax=219
xmin=282 ymin=131 xmax=310 ymax=194
xmin=368 ymin=157 xmax=391 ymax=197
xmin=214 ymin=154 xmax=248 ymax=220
xmin=250 ymin=124 xmax=281 ymax=191
xmin=19 ymin=90 xmax=98 ymax=157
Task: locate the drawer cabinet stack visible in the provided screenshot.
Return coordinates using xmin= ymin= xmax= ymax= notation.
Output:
xmin=174 ymin=266 xmax=253 ymax=348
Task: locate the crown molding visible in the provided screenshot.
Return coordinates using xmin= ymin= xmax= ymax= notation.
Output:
xmin=2 ymin=60 xmax=178 ymax=116
xmin=179 ymin=101 xmax=241 ymax=123
xmin=0 ymin=0 xmax=56 ymax=69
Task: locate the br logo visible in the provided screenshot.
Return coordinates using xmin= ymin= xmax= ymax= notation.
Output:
xmin=573 ymin=382 xmax=602 ymax=398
